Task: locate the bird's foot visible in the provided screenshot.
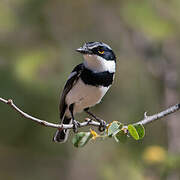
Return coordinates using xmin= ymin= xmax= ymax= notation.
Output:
xmin=73 ymin=120 xmax=80 ymax=133
xmin=98 ymin=120 xmax=106 ymax=132
xmin=84 ymin=109 xmax=106 ymax=132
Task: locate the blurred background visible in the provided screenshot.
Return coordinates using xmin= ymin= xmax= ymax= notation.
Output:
xmin=0 ymin=0 xmax=180 ymax=179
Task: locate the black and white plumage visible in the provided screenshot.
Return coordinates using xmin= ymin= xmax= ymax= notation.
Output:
xmin=53 ymin=42 xmax=116 ymax=143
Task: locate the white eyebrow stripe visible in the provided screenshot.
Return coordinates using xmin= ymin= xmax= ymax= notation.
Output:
xmin=86 ymin=43 xmax=112 ymax=50
xmin=103 ymin=44 xmax=112 ymax=50
xmin=88 ymin=45 xmax=99 ymax=49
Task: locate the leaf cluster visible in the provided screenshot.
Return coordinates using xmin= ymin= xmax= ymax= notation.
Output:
xmin=72 ymin=121 xmax=145 ymax=148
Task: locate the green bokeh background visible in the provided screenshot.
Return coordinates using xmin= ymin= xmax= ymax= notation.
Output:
xmin=0 ymin=0 xmax=180 ymax=179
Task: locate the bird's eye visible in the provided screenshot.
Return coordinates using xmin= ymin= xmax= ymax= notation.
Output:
xmin=98 ymin=50 xmax=104 ymax=54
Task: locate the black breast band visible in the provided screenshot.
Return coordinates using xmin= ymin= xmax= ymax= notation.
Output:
xmin=80 ymin=67 xmax=114 ymax=87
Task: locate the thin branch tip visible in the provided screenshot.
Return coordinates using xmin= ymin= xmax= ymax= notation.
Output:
xmin=144 ymin=112 xmax=148 ymax=119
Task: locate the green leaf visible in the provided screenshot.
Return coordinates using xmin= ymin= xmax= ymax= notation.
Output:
xmin=128 ymin=124 xmax=139 ymax=140
xmin=114 ymin=130 xmax=128 ymax=143
xmin=107 ymin=121 xmax=122 ymax=137
xmin=72 ymin=132 xmax=92 ymax=148
xmin=134 ymin=124 xmax=145 ymax=139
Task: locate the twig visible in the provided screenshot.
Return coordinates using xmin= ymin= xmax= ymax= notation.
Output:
xmin=0 ymin=97 xmax=180 ymax=130
xmin=134 ymin=103 xmax=180 ymax=126
xmin=0 ymin=98 xmax=100 ymax=129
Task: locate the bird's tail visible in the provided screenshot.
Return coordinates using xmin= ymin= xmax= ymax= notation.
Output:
xmin=53 ymin=116 xmax=72 ymax=143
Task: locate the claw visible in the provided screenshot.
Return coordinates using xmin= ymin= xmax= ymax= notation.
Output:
xmin=73 ymin=120 xmax=80 ymax=133
xmin=98 ymin=120 xmax=106 ymax=132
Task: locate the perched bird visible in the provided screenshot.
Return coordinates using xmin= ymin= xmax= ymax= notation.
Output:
xmin=53 ymin=42 xmax=116 ymax=143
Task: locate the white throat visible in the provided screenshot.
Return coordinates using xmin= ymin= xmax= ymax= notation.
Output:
xmin=83 ymin=54 xmax=116 ymax=73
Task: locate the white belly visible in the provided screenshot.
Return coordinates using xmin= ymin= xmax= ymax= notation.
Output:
xmin=66 ymin=79 xmax=110 ymax=113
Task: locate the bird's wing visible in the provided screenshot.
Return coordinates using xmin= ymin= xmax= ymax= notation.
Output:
xmin=59 ymin=63 xmax=84 ymax=119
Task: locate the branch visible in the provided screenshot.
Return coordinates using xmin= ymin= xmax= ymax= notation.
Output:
xmin=0 ymin=98 xmax=100 ymax=129
xmin=135 ymin=103 xmax=180 ymax=126
xmin=0 ymin=97 xmax=180 ymax=130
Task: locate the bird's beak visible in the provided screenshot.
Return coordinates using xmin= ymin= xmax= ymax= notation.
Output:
xmin=76 ymin=47 xmax=92 ymax=54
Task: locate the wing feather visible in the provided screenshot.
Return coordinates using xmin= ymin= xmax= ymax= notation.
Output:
xmin=59 ymin=63 xmax=83 ymax=119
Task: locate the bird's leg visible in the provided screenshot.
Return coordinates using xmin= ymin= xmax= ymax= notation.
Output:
xmin=84 ymin=108 xmax=106 ymax=132
xmin=69 ymin=104 xmax=80 ymax=133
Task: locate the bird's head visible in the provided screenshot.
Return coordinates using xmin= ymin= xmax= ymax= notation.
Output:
xmin=76 ymin=42 xmax=116 ymax=72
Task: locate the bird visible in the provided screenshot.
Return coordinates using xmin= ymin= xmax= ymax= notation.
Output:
xmin=53 ymin=41 xmax=116 ymax=143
